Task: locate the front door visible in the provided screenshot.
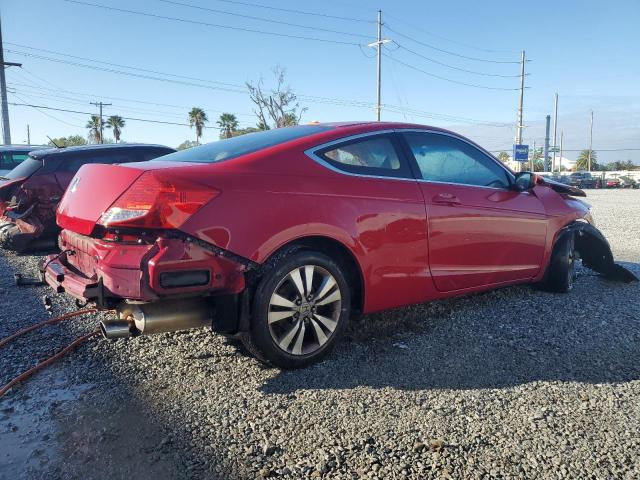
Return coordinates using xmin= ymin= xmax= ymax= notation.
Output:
xmin=400 ymin=131 xmax=548 ymax=292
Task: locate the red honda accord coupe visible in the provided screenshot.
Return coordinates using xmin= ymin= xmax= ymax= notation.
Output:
xmin=44 ymin=122 xmax=634 ymax=368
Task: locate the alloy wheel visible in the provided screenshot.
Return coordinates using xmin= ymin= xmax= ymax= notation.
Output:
xmin=267 ymin=265 xmax=342 ymax=356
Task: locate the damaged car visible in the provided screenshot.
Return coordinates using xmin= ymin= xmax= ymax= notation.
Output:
xmin=42 ymin=122 xmax=637 ymax=368
xmin=0 ymin=143 xmax=175 ymax=252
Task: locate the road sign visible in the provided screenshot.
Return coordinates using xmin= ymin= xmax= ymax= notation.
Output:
xmin=549 ymin=147 xmax=560 ymax=153
xmin=513 ymin=144 xmax=529 ymax=162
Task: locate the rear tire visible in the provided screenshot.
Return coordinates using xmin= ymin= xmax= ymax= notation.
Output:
xmin=0 ymin=224 xmax=26 ymax=252
xmin=540 ymin=232 xmax=576 ymax=293
xmin=242 ymin=249 xmax=351 ymax=369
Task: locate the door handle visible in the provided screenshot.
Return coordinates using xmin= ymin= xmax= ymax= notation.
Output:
xmin=432 ymin=193 xmax=461 ymax=205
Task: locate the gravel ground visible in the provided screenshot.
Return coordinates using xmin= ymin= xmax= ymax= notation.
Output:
xmin=1 ymin=189 xmax=639 ymax=479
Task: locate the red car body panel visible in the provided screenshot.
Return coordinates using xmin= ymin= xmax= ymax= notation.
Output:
xmin=47 ymin=122 xmax=594 ymax=317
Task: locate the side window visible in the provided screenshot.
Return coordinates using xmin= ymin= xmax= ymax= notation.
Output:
xmin=403 ymin=132 xmax=510 ymax=189
xmin=8 ymin=153 xmax=28 ymax=169
xmin=0 ymin=153 xmax=28 ymax=170
xmin=316 ymin=135 xmax=411 ymax=178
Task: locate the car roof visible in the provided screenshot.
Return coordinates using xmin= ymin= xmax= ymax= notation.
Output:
xmin=30 ymin=143 xmax=174 ymax=159
xmin=315 ymin=121 xmax=452 ymax=133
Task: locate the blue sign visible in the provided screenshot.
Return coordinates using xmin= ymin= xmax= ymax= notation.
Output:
xmin=513 ymin=144 xmax=529 ymax=162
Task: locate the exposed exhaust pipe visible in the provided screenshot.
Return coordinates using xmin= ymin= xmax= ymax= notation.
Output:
xmin=100 ymin=298 xmax=212 ymax=339
xmin=100 ymin=319 xmax=132 ymax=339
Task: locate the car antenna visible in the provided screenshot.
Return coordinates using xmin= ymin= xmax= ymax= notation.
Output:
xmin=47 ymin=136 xmax=62 ymax=148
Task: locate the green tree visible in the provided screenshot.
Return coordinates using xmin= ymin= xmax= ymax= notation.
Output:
xmin=496 ymin=151 xmax=510 ymax=163
xmin=106 ymin=115 xmax=125 ymax=143
xmin=216 ymin=113 xmax=239 ymax=139
xmin=47 ymin=135 xmax=87 ymax=147
xmin=188 ymin=107 xmax=208 ymax=144
xmin=86 ymin=115 xmax=103 ymax=143
xmin=177 ymin=140 xmax=199 ymax=150
xmin=576 ymin=149 xmax=598 ymax=171
xmin=605 ymin=160 xmax=637 ymax=171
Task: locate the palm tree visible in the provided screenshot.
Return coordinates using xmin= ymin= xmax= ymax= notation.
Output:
xmin=576 ymin=149 xmax=598 ymax=171
xmin=216 ymin=113 xmax=239 ymax=139
xmin=106 ymin=115 xmax=125 ymax=143
xmin=86 ymin=115 xmax=102 ymax=144
xmin=188 ymin=107 xmax=208 ymax=144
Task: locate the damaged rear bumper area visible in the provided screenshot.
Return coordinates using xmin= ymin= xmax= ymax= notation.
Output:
xmin=43 ymin=229 xmax=256 ymax=336
xmin=562 ymin=222 xmax=638 ymax=283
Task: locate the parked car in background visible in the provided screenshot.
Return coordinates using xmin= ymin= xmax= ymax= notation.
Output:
xmin=568 ymin=171 xmax=600 ymax=189
xmin=604 ymin=176 xmax=621 ymax=188
xmin=0 ymin=145 xmax=46 ymax=176
xmin=618 ymin=175 xmax=637 ymax=189
xmin=42 ymin=122 xmax=634 ymax=368
xmin=0 ymin=143 xmax=175 ymax=252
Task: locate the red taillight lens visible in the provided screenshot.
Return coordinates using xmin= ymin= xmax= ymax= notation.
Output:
xmin=98 ymin=171 xmax=218 ymax=229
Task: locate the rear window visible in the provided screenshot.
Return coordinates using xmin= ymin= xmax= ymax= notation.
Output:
xmin=158 ymin=125 xmax=331 ymax=164
xmin=3 ymin=156 xmax=43 ymax=180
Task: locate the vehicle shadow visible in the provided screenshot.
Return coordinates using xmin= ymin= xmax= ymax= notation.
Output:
xmin=261 ymin=262 xmax=640 ymax=394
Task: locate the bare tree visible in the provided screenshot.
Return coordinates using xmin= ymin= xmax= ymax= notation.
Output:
xmin=246 ymin=66 xmax=307 ymax=129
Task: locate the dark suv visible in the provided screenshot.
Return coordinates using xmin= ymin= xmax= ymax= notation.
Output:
xmin=568 ymin=171 xmax=601 ymax=189
xmin=0 ymin=143 xmax=175 ymax=252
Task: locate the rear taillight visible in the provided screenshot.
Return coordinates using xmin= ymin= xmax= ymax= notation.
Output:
xmin=98 ymin=171 xmax=218 ymax=229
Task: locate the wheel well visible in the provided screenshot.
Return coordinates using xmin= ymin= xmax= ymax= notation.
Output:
xmin=265 ymin=236 xmax=364 ymax=315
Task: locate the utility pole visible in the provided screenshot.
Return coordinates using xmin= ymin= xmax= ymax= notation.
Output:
xmin=552 ymin=93 xmax=558 ymax=172
xmin=544 ymin=115 xmax=551 ymax=172
xmin=26 ymin=124 xmax=30 ymax=145
xmin=0 ymin=15 xmax=22 ymax=145
xmin=515 ymin=50 xmax=525 ymax=146
xmin=90 ymin=101 xmax=111 ymax=144
xmin=559 ymin=130 xmax=564 ymax=171
xmin=368 ymin=10 xmax=390 ymax=121
xmin=587 ymin=110 xmax=594 ymax=171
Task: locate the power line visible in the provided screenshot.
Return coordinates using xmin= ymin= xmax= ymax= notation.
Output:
xmin=10 ymin=93 xmax=84 ymax=128
xmin=383 ymin=12 xmax=520 ymax=55
xmin=385 ymin=24 xmax=521 ymax=64
xmin=153 ymin=0 xmax=372 ymax=39
xmin=62 ymin=0 xmax=363 ymax=46
xmin=7 ymin=43 xmax=247 ymax=90
xmin=9 ymin=101 xmax=222 ymax=129
xmin=203 ymin=0 xmax=374 ymax=23
xmin=382 ymin=53 xmax=522 ymax=91
xmin=7 ymin=49 xmax=248 ymax=93
xmin=7 ymin=46 xmax=517 ymax=128
xmin=10 ymin=87 xmax=256 ymax=126
xmin=7 ymin=47 xmax=380 ymax=108
xmin=392 ymin=42 xmax=522 ymax=78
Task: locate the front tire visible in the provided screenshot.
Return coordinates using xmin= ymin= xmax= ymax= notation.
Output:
xmin=242 ymin=250 xmax=351 ymax=368
xmin=540 ymin=232 xmax=576 ymax=293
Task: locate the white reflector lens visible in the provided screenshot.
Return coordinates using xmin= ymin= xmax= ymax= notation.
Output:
xmin=99 ymin=207 xmax=148 ymax=225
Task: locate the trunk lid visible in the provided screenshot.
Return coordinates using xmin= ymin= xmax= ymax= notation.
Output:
xmin=57 ymin=163 xmax=147 ymax=235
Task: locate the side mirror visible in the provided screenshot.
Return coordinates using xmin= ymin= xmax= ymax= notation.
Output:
xmin=513 ymin=171 xmax=538 ymax=191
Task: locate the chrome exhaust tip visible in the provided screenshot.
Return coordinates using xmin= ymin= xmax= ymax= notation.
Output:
xmin=100 ymin=319 xmax=133 ymax=339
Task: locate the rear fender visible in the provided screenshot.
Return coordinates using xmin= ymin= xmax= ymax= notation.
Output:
xmin=558 ymin=222 xmax=637 ymax=282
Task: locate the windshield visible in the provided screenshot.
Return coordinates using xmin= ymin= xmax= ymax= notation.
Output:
xmin=3 ymin=156 xmax=43 ymax=180
xmin=158 ymin=125 xmax=331 ymax=164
